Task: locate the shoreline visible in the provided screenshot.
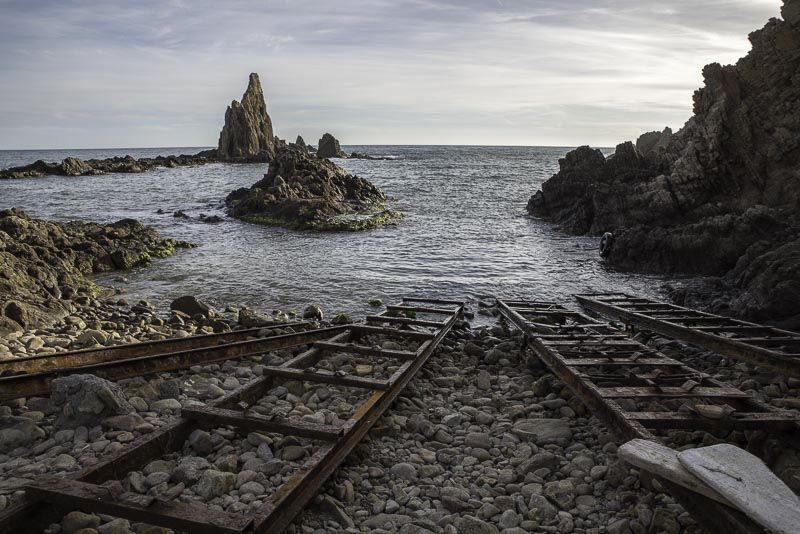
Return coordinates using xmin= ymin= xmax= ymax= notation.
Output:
xmin=1 ymin=291 xmax=797 ymax=533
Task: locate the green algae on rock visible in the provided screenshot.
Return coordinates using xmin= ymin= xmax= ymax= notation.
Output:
xmin=226 ymin=142 xmax=401 ymax=231
xmin=0 ymin=208 xmax=193 ymax=335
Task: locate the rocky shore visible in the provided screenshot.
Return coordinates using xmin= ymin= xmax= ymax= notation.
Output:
xmin=527 ymin=0 xmax=800 ymax=328
xmin=1 ymin=295 xmax=797 ymax=534
xmin=226 ymin=142 xmax=402 ymax=231
xmin=0 ymin=208 xmax=192 ymax=336
xmin=0 ymin=152 xmax=217 ymax=180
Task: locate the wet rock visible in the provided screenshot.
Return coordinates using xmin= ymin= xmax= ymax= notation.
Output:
xmin=50 ymin=374 xmax=134 ymax=429
xmin=225 ymin=143 xmax=399 ymax=231
xmin=302 ymin=305 xmax=324 ymax=321
xmin=170 ymin=295 xmax=211 ymax=318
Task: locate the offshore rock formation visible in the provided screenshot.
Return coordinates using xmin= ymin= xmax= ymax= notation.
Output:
xmin=528 ymin=0 xmax=800 ymax=326
xmin=217 ymin=73 xmax=276 ymax=162
xmin=225 ymin=144 xmax=401 ymax=231
xmin=0 ymin=152 xmax=216 ymax=180
xmin=0 ymin=208 xmax=192 ymax=335
xmin=317 ymin=133 xmax=348 ymax=158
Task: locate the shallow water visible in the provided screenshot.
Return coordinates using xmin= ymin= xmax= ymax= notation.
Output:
xmin=0 ymin=146 xmax=673 ymax=318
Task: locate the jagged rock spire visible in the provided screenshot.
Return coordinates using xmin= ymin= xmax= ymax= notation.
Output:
xmin=217 ymin=73 xmax=275 ymax=162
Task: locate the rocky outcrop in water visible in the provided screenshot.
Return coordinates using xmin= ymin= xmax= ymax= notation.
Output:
xmin=225 ymin=144 xmax=401 ymax=231
xmin=217 ymin=73 xmax=276 ymax=162
xmin=317 ymin=133 xmax=348 ymax=159
xmin=0 ymin=208 xmax=192 ymax=335
xmin=0 ymin=152 xmax=217 ymax=180
xmin=296 ymin=135 xmax=306 ymax=148
xmin=528 ymin=0 xmax=800 ymax=327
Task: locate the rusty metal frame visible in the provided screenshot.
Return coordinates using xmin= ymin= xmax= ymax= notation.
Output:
xmin=496 ymin=298 xmax=800 ymax=534
xmin=575 ymin=292 xmax=800 ymax=378
xmin=0 ymin=323 xmax=336 ymax=402
xmin=0 ymin=297 xmax=463 ymax=534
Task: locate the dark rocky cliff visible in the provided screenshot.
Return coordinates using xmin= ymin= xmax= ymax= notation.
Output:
xmin=217 ymin=73 xmax=276 ymax=162
xmin=528 ymin=0 xmax=800 ymax=327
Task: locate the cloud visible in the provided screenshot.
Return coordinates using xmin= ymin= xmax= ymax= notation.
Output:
xmin=0 ymin=0 xmax=784 ymax=148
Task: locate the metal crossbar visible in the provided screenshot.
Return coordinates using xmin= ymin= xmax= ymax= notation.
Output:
xmin=576 ymin=293 xmax=800 ymax=378
xmin=0 ymin=297 xmax=463 ymax=534
xmin=496 ymin=298 xmax=800 ymax=534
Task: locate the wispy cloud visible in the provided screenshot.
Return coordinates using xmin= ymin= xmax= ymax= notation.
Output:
xmin=0 ymin=0 xmax=783 ymax=148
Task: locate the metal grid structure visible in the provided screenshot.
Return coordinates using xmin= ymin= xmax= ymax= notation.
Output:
xmin=0 ymin=322 xmax=335 ymax=402
xmin=0 ymin=297 xmax=463 ymax=534
xmin=576 ymin=292 xmax=800 ymax=378
xmin=496 ymin=298 xmax=800 ymax=534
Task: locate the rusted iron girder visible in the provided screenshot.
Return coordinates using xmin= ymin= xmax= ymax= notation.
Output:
xmin=576 ymin=293 xmax=800 ymax=378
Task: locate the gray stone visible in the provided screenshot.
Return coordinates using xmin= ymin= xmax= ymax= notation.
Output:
xmin=50 ymin=374 xmax=134 ymax=429
xmin=390 ymin=462 xmax=418 ymax=481
xmin=170 ymin=295 xmax=211 ymax=318
xmin=188 ymin=429 xmax=214 ymax=455
xmin=195 ymin=469 xmax=236 ymax=499
xmin=512 ymin=418 xmax=573 ymax=445
xmin=453 ymin=515 xmax=499 ymax=534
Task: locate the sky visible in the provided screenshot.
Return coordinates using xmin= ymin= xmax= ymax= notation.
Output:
xmin=0 ymin=0 xmax=784 ymax=149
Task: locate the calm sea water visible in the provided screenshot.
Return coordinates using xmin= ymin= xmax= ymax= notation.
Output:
xmin=0 ymin=146 xmax=673 ymax=319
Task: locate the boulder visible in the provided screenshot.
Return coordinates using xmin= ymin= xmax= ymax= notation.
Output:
xmin=170 ymin=295 xmax=211 ymax=318
xmin=50 ymin=374 xmax=134 ymax=429
xmin=0 ymin=208 xmax=191 ymax=333
xmin=316 ymin=133 xmax=348 ymax=158
xmin=217 ymin=73 xmax=276 ymax=162
xmin=225 ymin=144 xmax=400 ymax=231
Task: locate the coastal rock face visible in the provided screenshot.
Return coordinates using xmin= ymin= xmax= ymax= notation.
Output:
xmin=217 ymin=73 xmax=276 ymax=162
xmin=528 ymin=1 xmax=800 ymax=325
xmin=0 ymin=208 xmax=192 ymax=334
xmin=317 ymin=133 xmax=348 ymax=159
xmin=225 ymin=144 xmax=400 ymax=231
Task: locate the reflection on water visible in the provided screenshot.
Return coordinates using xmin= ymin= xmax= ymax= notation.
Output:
xmin=0 ymin=146 xmax=673 ymax=317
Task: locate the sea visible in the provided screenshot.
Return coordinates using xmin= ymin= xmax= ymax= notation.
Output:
xmin=0 ymin=146 xmax=674 ymax=319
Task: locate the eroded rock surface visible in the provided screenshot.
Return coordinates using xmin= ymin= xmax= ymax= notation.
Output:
xmin=527 ymin=1 xmax=800 ymax=326
xmin=217 ymin=73 xmax=276 ymax=162
xmin=317 ymin=133 xmax=348 ymax=159
xmin=0 ymin=152 xmax=216 ymax=180
xmin=225 ymin=144 xmax=401 ymax=231
xmin=0 ymin=208 xmax=192 ymax=334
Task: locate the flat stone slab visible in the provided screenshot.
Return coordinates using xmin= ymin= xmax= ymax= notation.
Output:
xmin=678 ymin=443 xmax=800 ymax=534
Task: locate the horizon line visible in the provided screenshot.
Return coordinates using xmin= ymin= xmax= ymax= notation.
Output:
xmin=1 ymin=143 xmax=617 ymax=152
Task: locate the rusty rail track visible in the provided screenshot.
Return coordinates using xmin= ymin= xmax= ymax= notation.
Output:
xmin=576 ymin=292 xmax=800 ymax=378
xmin=0 ymin=297 xmax=463 ymax=534
xmin=0 ymin=322 xmax=330 ymax=402
xmin=497 ymin=298 xmax=800 ymax=534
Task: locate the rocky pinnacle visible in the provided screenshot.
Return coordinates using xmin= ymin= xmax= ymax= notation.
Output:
xmin=217 ymin=73 xmax=276 ymax=162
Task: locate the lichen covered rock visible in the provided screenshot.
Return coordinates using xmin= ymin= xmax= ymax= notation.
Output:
xmin=0 ymin=208 xmax=192 ymax=334
xmin=50 ymin=374 xmax=134 ymax=429
xmin=226 ymin=144 xmax=401 ymax=231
